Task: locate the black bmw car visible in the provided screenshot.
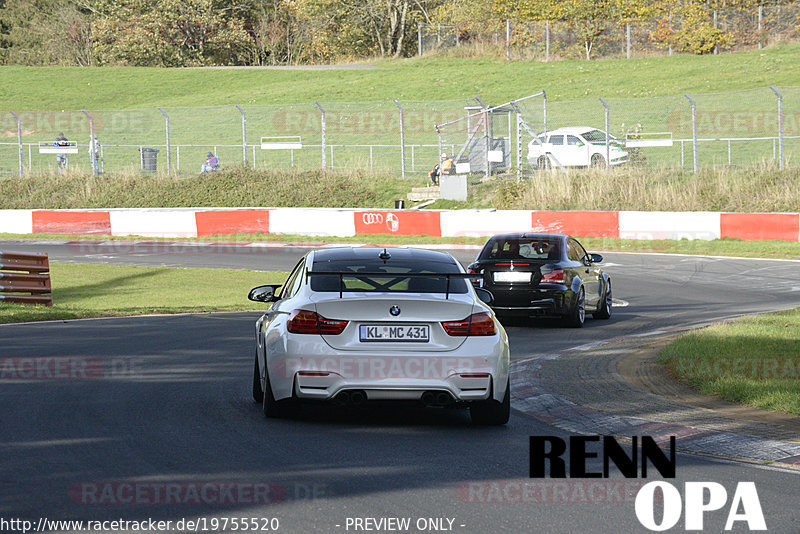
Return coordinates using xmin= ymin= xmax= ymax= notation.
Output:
xmin=467 ymin=233 xmax=612 ymax=328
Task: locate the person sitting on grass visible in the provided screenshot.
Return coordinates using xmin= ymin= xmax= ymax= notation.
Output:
xmin=201 ymin=151 xmax=219 ymax=173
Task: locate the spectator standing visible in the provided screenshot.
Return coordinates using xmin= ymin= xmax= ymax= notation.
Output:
xmin=54 ymin=133 xmax=70 ymax=174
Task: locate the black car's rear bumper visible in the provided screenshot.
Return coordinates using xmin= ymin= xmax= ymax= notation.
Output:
xmin=488 ymin=286 xmax=571 ymax=316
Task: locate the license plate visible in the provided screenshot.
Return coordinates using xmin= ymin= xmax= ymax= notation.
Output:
xmin=493 ymin=271 xmax=531 ymax=283
xmin=359 ymin=324 xmax=430 ymax=342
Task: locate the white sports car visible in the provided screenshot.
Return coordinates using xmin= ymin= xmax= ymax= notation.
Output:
xmin=249 ymin=247 xmax=511 ymax=425
xmin=527 ymin=126 xmax=628 ymax=169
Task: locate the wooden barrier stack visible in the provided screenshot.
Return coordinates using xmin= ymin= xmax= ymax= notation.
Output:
xmin=0 ymin=251 xmax=53 ymax=306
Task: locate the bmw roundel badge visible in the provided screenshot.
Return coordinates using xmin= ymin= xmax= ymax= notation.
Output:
xmin=389 ymin=305 xmax=401 ymax=316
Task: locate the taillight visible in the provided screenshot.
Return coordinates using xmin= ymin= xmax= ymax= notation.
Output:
xmin=442 ymin=312 xmax=496 ymax=336
xmin=541 ymin=269 xmax=565 ymax=284
xmin=467 ymin=267 xmax=482 ymax=284
xmin=287 ymin=309 xmax=348 ymax=335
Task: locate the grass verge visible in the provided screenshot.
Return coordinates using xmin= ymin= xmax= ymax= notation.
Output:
xmin=3 ymin=164 xmax=799 ymax=213
xmin=659 ymin=308 xmax=800 ymax=416
xmin=2 ymin=233 xmax=800 ymax=260
xmin=0 ymin=168 xmax=423 ymax=210
xmin=0 ymin=263 xmax=286 ymax=324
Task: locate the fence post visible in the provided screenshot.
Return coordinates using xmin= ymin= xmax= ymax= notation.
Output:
xmin=598 ymin=98 xmax=610 ymax=171
xmin=157 ymin=107 xmax=171 ymax=173
xmin=684 ymin=94 xmax=698 ymax=172
xmin=393 ymin=99 xmax=406 ymax=178
xmin=235 ymin=104 xmax=248 ymax=167
xmin=9 ymin=111 xmax=23 ymax=177
xmin=769 ymin=85 xmax=784 ymax=170
xmin=80 ymin=110 xmax=97 ymax=175
xmin=542 ymin=89 xmax=547 ymax=133
xmin=315 ymin=101 xmax=326 ymax=170
xmin=418 ymin=25 xmax=422 ymax=56
xmin=514 ymin=104 xmax=521 ymax=181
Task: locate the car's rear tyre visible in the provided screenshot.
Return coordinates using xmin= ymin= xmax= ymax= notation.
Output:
xmin=262 ymin=360 xmax=293 ymax=418
xmin=593 ymin=280 xmax=612 ymax=320
xmin=470 ymin=379 xmax=510 ymax=426
xmin=252 ymin=350 xmax=263 ymax=403
xmin=591 ymin=153 xmax=605 ymax=168
xmin=563 ymin=287 xmax=585 ymax=328
xmin=537 ymin=156 xmax=551 ymax=170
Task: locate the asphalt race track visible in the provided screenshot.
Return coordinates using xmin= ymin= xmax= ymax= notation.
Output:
xmin=1 ymin=240 xmax=800 ymax=533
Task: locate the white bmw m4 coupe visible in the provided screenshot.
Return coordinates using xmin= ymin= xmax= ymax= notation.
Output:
xmin=249 ymin=247 xmax=511 ymax=425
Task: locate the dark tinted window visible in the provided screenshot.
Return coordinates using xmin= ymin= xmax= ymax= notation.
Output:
xmin=280 ymin=258 xmax=305 ymax=299
xmin=479 ymin=237 xmax=561 ymax=261
xmin=310 ymin=259 xmax=468 ymax=294
xmin=567 ymin=240 xmax=585 ymax=262
xmin=549 ymin=135 xmax=564 ymax=146
xmin=567 ymin=135 xmax=583 ymax=146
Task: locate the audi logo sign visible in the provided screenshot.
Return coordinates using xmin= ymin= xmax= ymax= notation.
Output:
xmin=361 ymin=212 xmax=400 ymax=233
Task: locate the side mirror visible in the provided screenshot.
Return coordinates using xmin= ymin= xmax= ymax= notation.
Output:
xmin=248 ymin=284 xmax=282 ymax=303
xmin=590 ymin=253 xmax=603 ymax=264
xmin=475 ymin=288 xmax=494 ymax=305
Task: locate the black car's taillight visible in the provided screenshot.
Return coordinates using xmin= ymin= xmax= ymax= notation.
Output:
xmin=540 ymin=269 xmax=565 ymax=284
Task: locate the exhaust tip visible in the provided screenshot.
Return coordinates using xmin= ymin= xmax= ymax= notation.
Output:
xmin=350 ymin=390 xmax=367 ymax=405
xmin=421 ymin=391 xmax=436 ymax=405
xmin=334 ymin=391 xmax=351 ymax=406
xmin=436 ymin=392 xmax=453 ymax=405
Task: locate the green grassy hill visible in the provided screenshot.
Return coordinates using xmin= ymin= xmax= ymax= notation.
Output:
xmin=0 ymin=44 xmax=798 ymax=109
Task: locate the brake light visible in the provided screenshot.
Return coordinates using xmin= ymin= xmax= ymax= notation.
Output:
xmin=467 ymin=267 xmax=482 ymax=284
xmin=287 ymin=309 xmax=348 ymax=335
xmin=541 ymin=269 xmax=565 ymax=284
xmin=442 ymin=312 xmax=496 ymax=336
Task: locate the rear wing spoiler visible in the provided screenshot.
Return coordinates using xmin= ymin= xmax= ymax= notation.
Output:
xmin=306 ymin=271 xmax=475 ymax=299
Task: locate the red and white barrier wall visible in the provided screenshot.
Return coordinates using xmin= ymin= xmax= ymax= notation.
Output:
xmin=0 ymin=208 xmax=798 ymax=242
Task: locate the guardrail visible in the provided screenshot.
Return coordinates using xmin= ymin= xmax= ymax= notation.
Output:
xmin=0 ymin=251 xmax=53 ymax=306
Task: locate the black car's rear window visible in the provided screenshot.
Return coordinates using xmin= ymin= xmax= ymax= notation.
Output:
xmin=310 ymin=259 xmax=469 ymax=294
xmin=479 ymin=237 xmax=561 ymax=261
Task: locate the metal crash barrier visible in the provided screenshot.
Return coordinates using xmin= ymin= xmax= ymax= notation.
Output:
xmin=0 ymin=251 xmax=53 ymax=306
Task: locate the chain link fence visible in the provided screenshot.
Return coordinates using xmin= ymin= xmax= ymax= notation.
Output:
xmin=418 ymin=3 xmax=800 ymax=59
xmin=2 ymin=86 xmax=800 ymax=177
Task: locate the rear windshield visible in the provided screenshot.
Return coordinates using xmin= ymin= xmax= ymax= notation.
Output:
xmin=479 ymin=237 xmax=561 ymax=261
xmin=310 ymin=259 xmax=469 ymax=294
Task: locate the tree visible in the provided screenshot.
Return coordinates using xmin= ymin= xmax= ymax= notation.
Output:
xmin=0 ymin=0 xmax=93 ymax=65
xmin=89 ymin=0 xmax=253 ymax=66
